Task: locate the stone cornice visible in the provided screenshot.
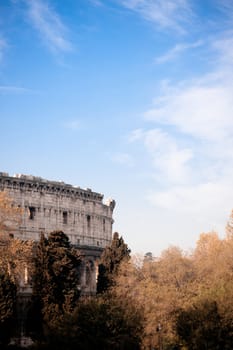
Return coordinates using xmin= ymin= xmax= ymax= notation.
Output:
xmin=0 ymin=172 xmax=104 ymax=203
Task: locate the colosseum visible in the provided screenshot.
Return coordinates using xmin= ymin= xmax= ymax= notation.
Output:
xmin=0 ymin=172 xmax=115 ymax=295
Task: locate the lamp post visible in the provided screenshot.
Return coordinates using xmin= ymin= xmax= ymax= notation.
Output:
xmin=156 ymin=323 xmax=163 ymax=350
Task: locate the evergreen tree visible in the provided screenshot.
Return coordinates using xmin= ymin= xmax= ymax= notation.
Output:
xmin=0 ymin=272 xmax=17 ymax=346
xmin=97 ymin=232 xmax=131 ymax=293
xmin=176 ymin=300 xmax=223 ymax=350
xmin=47 ymin=295 xmax=142 ymax=350
xmin=30 ymin=231 xmax=82 ymax=339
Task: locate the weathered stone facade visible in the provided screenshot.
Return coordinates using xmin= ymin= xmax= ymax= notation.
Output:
xmin=0 ymin=172 xmax=115 ymax=295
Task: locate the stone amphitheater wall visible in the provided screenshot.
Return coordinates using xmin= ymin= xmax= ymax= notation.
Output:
xmin=0 ymin=172 xmax=115 ymax=248
xmin=0 ymin=172 xmax=115 ymax=295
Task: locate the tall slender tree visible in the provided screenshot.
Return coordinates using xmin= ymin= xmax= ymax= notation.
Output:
xmin=31 ymin=231 xmax=82 ymax=339
xmin=97 ymin=232 xmax=131 ymax=293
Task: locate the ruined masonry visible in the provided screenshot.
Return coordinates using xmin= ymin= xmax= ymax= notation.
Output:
xmin=0 ymin=172 xmax=115 ymax=295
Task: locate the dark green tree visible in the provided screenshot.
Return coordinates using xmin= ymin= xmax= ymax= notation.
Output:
xmin=47 ymin=295 xmax=142 ymax=350
xmin=30 ymin=231 xmax=82 ymax=340
xmin=97 ymin=232 xmax=131 ymax=293
xmin=176 ymin=300 xmax=222 ymax=350
xmin=0 ymin=272 xmax=17 ymax=347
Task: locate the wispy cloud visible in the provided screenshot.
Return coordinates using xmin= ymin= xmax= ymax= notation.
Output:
xmin=128 ymin=128 xmax=144 ymax=142
xmin=0 ymin=85 xmax=34 ymax=94
xmin=139 ymin=75 xmax=233 ymax=233
xmin=144 ymin=80 xmax=233 ymax=142
xmin=111 ymin=152 xmax=134 ymax=167
xmin=148 ymin=181 xmax=233 ymax=216
xmin=212 ymin=33 xmax=233 ymax=66
xmin=24 ymin=0 xmax=72 ymax=53
xmin=116 ymin=0 xmax=193 ymax=32
xmin=155 ymin=40 xmax=203 ymax=64
xmin=130 ymin=128 xmax=193 ymax=184
xmin=63 ymin=120 xmax=81 ymax=131
xmin=141 ymin=72 xmax=233 ymax=191
xmin=147 ymin=179 xmax=233 ymax=238
xmin=128 ymin=23 xmax=233 ymax=235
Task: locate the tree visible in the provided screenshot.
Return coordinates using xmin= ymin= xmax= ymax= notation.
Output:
xmin=0 ymin=272 xmax=17 ymax=346
xmin=113 ymin=248 xmax=196 ymax=349
xmin=31 ymin=231 xmax=82 ymax=340
xmin=176 ymin=300 xmax=222 ymax=350
xmin=47 ymin=294 xmax=142 ymax=350
xmin=97 ymin=232 xmax=131 ymax=293
xmin=110 ymin=226 xmax=233 ymax=350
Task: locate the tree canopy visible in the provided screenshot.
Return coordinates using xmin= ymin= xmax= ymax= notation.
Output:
xmin=0 ymin=272 xmax=17 ymax=347
xmin=97 ymin=232 xmax=131 ymax=293
xmin=42 ymin=294 xmax=143 ymax=350
xmin=112 ymin=214 xmax=233 ymax=349
xmin=31 ymin=231 xmax=82 ymax=339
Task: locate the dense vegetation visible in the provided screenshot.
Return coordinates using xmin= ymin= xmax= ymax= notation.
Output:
xmin=113 ymin=230 xmax=233 ymax=349
xmin=0 ymin=191 xmax=233 ymax=349
xmin=29 ymin=230 xmax=82 ymax=342
xmin=0 ymin=272 xmax=17 ymax=346
xmin=97 ymin=231 xmax=131 ymax=293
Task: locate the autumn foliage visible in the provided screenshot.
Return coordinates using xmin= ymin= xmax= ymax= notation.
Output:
xmin=113 ymin=226 xmax=233 ymax=349
xmin=1 ymin=190 xmax=233 ymax=349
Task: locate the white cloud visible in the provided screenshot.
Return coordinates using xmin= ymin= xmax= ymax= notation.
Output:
xmin=24 ymin=0 xmax=72 ymax=53
xmin=147 ymin=180 xmax=233 ymax=236
xmin=144 ymin=79 xmax=233 ymax=142
xmin=148 ymin=182 xmax=232 ymax=214
xmin=212 ymin=33 xmax=233 ymax=66
xmin=116 ymin=0 xmax=193 ymax=32
xmin=128 ymin=128 xmax=144 ymax=142
xmin=130 ymin=26 xmax=233 ymax=238
xmin=130 ymin=128 xmax=193 ymax=184
xmin=140 ymin=70 xmax=233 ymax=201
xmin=111 ymin=152 xmax=134 ymax=167
xmin=155 ymin=40 xmax=203 ymax=64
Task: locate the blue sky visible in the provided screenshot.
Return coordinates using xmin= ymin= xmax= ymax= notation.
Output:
xmin=1 ymin=0 xmax=233 ymax=255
